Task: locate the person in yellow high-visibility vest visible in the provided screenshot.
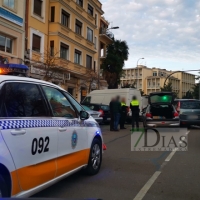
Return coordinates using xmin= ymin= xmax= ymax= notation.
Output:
xmin=120 ymin=97 xmax=128 ymax=129
xmin=130 ymin=95 xmax=140 ymax=130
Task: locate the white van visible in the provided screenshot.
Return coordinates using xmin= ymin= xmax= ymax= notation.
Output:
xmin=82 ymin=88 xmax=143 ymax=121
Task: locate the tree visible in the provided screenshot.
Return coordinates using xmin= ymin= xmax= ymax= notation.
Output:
xmin=182 ymin=90 xmax=193 ymax=99
xmin=32 ymin=48 xmax=69 ymax=81
xmin=160 ymin=81 xmax=178 ymax=98
xmin=192 ymin=83 xmax=199 ymax=99
xmin=101 ymin=39 xmax=129 ymax=89
xmin=84 ymin=69 xmax=102 ymax=92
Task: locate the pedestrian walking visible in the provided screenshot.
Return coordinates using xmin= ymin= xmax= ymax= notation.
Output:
xmin=109 ymin=97 xmax=115 ymax=131
xmin=130 ymin=95 xmax=140 ymax=131
xmin=120 ymin=97 xmax=127 ymax=129
xmin=112 ymin=96 xmax=121 ymax=131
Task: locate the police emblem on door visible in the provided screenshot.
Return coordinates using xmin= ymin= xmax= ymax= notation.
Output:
xmin=72 ymin=131 xmax=78 ymax=148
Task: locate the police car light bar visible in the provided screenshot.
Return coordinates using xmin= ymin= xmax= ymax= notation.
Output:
xmin=0 ymin=64 xmax=28 ymax=75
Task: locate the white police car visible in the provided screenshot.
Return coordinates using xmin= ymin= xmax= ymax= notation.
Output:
xmin=0 ymin=75 xmax=104 ymax=198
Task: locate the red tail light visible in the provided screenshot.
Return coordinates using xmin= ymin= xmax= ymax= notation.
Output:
xmin=174 ymin=112 xmax=179 ymax=117
xmin=99 ymin=109 xmax=104 ymax=117
xmin=146 ymin=113 xmax=152 ymax=118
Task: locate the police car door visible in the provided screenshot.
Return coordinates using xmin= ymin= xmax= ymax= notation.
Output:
xmin=41 ymin=86 xmax=87 ymax=177
xmin=0 ymin=82 xmax=57 ymax=191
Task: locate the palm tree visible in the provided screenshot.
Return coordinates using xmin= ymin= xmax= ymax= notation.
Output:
xmin=101 ymin=39 xmax=129 ymax=89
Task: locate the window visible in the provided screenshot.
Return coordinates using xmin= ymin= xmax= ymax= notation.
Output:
xmin=60 ymin=43 xmax=69 ymax=60
xmin=95 ymin=14 xmax=97 ymax=25
xmin=68 ymin=88 xmax=74 ymax=96
xmin=153 ymin=71 xmax=157 ymax=76
xmin=74 ymin=49 xmax=81 ymax=65
xmin=3 ymin=83 xmax=48 ymax=117
xmin=61 ymin=10 xmax=70 ymax=27
xmin=3 ymin=0 xmax=15 ymax=10
xmin=180 ymin=101 xmax=200 ymax=109
xmin=50 ymin=41 xmax=54 ymax=56
xmin=64 ymin=92 xmax=83 ymax=113
xmin=76 ymin=0 xmax=83 ymax=7
xmin=32 ymin=34 xmax=41 ymax=52
xmin=87 ymin=27 xmax=93 ymax=42
xmin=51 ymin=6 xmax=55 ymax=22
xmin=86 ymin=55 xmax=92 ymax=69
xmin=42 ymin=86 xmax=77 ymax=118
xmin=94 ymin=61 xmax=96 ymax=72
xmin=94 ymin=37 xmax=97 ymax=49
xmin=33 ymin=0 xmax=43 ymax=17
xmin=88 ymin=4 xmax=93 ymax=16
xmin=75 ymin=19 xmax=82 ymax=35
xmin=0 ymin=34 xmax=12 ymax=53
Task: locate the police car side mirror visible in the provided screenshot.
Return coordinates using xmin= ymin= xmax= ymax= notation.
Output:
xmin=80 ymin=110 xmax=89 ymax=120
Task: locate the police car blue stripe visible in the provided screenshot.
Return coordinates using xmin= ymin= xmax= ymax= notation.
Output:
xmin=0 ymin=119 xmax=98 ymax=130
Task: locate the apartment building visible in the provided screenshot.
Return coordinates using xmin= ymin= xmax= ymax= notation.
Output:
xmin=174 ymin=72 xmax=195 ymax=97
xmin=0 ymin=0 xmax=25 ymax=64
xmin=121 ymin=65 xmax=195 ymax=98
xmin=24 ymin=0 xmax=110 ymax=102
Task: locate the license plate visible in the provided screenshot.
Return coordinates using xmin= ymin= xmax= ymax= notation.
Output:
xmin=107 ymin=118 xmax=111 ymax=120
xmin=188 ymin=115 xmax=198 ymax=119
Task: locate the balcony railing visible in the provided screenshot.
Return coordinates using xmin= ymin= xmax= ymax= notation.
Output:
xmin=99 ymin=28 xmax=114 ymax=40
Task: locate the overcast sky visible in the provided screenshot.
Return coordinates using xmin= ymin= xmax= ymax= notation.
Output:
xmin=100 ymin=0 xmax=200 ymax=76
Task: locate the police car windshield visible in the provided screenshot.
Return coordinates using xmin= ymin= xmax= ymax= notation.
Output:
xmin=150 ymin=94 xmax=172 ymax=103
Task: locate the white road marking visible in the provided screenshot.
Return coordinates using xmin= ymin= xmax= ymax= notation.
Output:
xmin=133 ymin=171 xmax=161 ymax=200
xmin=165 ymin=148 xmax=178 ymax=161
xmin=133 ymin=130 xmax=190 ymax=200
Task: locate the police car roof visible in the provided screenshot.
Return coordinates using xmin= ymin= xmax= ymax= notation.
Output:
xmin=0 ymin=75 xmax=65 ymax=91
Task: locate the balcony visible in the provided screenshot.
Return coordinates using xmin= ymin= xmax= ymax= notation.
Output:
xmin=99 ymin=28 xmax=114 ymax=44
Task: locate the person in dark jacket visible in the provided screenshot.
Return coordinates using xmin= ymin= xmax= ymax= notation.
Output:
xmin=130 ymin=95 xmax=140 ymax=130
xmin=112 ymin=96 xmax=121 ymax=131
xmin=120 ymin=97 xmax=127 ymax=129
xmin=109 ymin=97 xmax=115 ymax=131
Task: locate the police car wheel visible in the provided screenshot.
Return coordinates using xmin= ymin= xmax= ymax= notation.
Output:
xmin=0 ymin=174 xmax=9 ymax=198
xmin=86 ymin=139 xmax=102 ymax=175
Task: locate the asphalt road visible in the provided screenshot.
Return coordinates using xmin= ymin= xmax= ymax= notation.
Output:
xmin=32 ymin=123 xmax=200 ymax=200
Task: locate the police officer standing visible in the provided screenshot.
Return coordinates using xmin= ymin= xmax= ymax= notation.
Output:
xmin=120 ymin=97 xmax=127 ymax=129
xmin=130 ymin=96 xmax=140 ymax=130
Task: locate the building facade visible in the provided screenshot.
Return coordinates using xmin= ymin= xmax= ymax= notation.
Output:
xmin=121 ymin=65 xmax=195 ymax=98
xmin=24 ymin=0 xmax=110 ymax=102
xmin=0 ymin=0 xmax=25 ymax=64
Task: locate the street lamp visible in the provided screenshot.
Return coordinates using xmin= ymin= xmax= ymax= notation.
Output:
xmin=136 ymin=58 xmax=144 ymax=89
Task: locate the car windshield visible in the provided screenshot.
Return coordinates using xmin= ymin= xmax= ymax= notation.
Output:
xmin=180 ymin=101 xmax=200 ymax=109
xmin=82 ymin=105 xmax=91 ymax=111
xmin=150 ymin=94 xmax=172 ymax=103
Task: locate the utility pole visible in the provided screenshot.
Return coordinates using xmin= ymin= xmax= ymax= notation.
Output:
xmin=199 ymin=72 xmax=200 ymax=100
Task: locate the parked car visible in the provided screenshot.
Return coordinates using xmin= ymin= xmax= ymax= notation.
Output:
xmin=173 ymin=99 xmax=200 ymax=127
xmin=82 ymin=105 xmax=103 ymax=124
xmin=143 ymin=92 xmax=179 ymax=128
xmin=81 ymin=103 xmax=111 ymax=124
